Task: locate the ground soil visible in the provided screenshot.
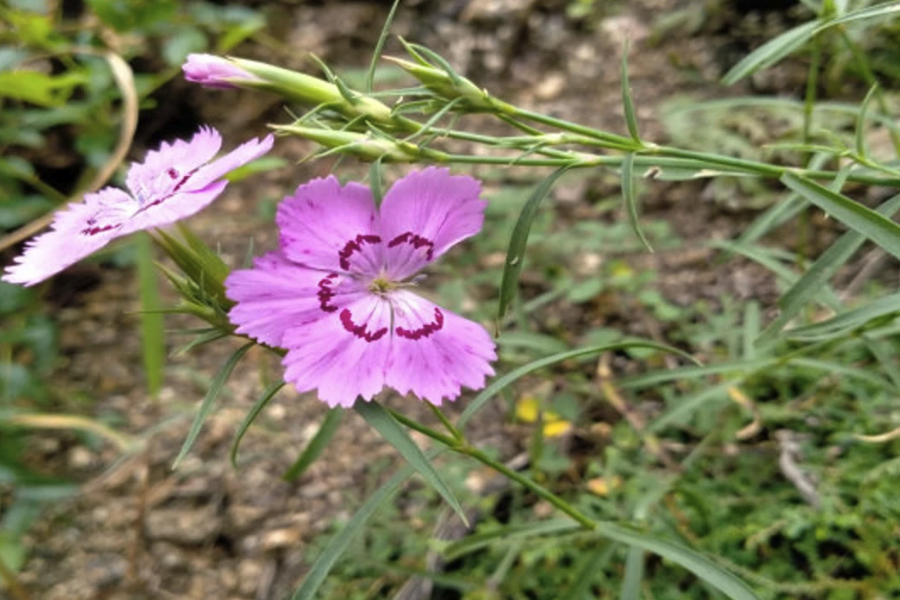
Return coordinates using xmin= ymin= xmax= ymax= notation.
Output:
xmin=4 ymin=1 xmax=841 ymax=598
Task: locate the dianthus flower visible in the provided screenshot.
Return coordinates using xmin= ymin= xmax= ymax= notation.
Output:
xmin=226 ymin=168 xmax=497 ymax=407
xmin=2 ymin=127 xmax=273 ymax=286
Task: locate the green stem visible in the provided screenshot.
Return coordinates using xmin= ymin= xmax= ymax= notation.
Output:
xmin=388 ymin=406 xmax=596 ymax=530
xmin=458 ymin=444 xmax=596 ymax=530
xmin=426 ymin=401 xmax=465 ymax=442
xmin=803 ymin=34 xmax=823 ymax=151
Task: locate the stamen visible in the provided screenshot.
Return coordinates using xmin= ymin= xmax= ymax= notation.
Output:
xmin=340 ymin=308 xmax=388 ymax=342
xmin=396 ymin=307 xmax=443 ymax=340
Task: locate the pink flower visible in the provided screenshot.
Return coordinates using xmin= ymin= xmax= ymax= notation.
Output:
xmin=226 ymin=168 xmax=497 ymax=407
xmin=2 ymin=127 xmax=274 ymax=286
xmin=182 ymin=54 xmax=260 ymax=89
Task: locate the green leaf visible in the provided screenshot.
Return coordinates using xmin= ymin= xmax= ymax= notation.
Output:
xmin=443 ymin=519 xmax=579 ymax=560
xmin=566 ymin=545 xmax=616 ymax=599
xmin=366 ymin=0 xmax=402 ymax=93
xmin=172 ymin=342 xmax=254 ymax=469
xmin=354 ymin=399 xmax=468 ymax=524
xmin=290 ymin=456 xmax=435 ymax=600
xmin=855 ymin=84 xmax=879 ymax=159
xmin=781 ymin=172 xmax=900 ymax=263
xmin=758 ymin=191 xmax=900 ymax=344
xmin=498 ymin=167 xmax=571 ymax=322
xmin=622 ymin=152 xmax=652 ymax=251
xmin=620 ymin=547 xmax=645 ymax=600
xmin=459 ymin=340 xmax=698 ymax=429
xmin=783 ymin=292 xmax=900 ymax=341
xmin=135 ymin=234 xmax=165 ymax=398
xmin=813 ymin=1 xmax=900 ymax=33
xmin=722 ymin=20 xmax=818 ymax=85
xmin=620 ymin=43 xmax=641 ymax=142
xmin=0 ymin=70 xmax=87 ymax=106
xmin=594 ymin=523 xmax=761 ymax=600
xmin=282 ymin=408 xmax=343 ymax=481
xmin=224 ymin=157 xmax=288 ymax=183
xmin=230 ymin=380 xmax=286 ymax=468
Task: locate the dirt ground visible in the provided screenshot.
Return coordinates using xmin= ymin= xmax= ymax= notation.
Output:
xmin=7 ymin=1 xmax=819 ymax=598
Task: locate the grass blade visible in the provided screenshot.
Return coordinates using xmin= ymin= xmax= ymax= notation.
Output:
xmin=354 ymin=399 xmax=468 ymax=524
xmin=230 ymin=380 xmax=286 ymax=468
xmin=282 ymin=407 xmax=343 ymax=481
xmin=783 ymin=292 xmax=900 ymax=341
xmin=781 ymin=172 xmax=900 ymax=262
xmin=366 ymin=0 xmax=402 ymax=93
xmin=443 ymin=519 xmax=579 ymax=560
xmin=622 ymin=152 xmax=652 ymax=251
xmin=620 ymin=546 xmax=645 ymax=600
xmin=722 ymin=20 xmax=818 ymax=85
xmin=498 ymin=166 xmax=572 ymax=322
xmin=594 ymin=523 xmax=760 ymax=600
xmin=758 ymin=191 xmax=900 ymax=343
xmin=290 ymin=455 xmax=436 ymax=600
xmin=621 ymin=43 xmax=641 ymax=142
xmin=172 ymin=341 xmax=254 ymax=469
xmin=813 ymin=1 xmax=900 ymax=33
xmin=135 ymin=233 xmax=165 ymax=398
xmin=459 ymin=340 xmax=698 ymax=429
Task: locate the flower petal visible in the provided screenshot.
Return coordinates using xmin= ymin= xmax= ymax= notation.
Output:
xmin=225 ymin=252 xmax=365 ymax=347
xmin=385 ymin=290 xmax=496 ymax=404
xmin=185 ymin=133 xmax=274 ymax=191
xmin=120 ymin=181 xmax=228 ymax=235
xmin=380 ymin=167 xmax=485 ymax=280
xmin=125 ymin=126 xmax=223 ymax=201
xmin=281 ymin=294 xmax=392 ymax=407
xmin=1 ymin=188 xmax=133 ymax=286
xmin=276 ymin=176 xmax=382 ymax=275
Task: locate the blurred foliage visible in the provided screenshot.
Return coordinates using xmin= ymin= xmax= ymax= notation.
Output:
xmin=0 ymin=0 xmax=263 ymax=585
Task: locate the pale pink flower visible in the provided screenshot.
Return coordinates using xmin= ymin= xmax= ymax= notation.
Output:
xmin=182 ymin=54 xmax=260 ymax=89
xmin=2 ymin=127 xmax=273 ymax=286
xmin=226 ymin=168 xmax=497 ymax=407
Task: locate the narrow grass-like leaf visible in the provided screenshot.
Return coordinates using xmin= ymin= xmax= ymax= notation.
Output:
xmin=171 ymin=329 xmax=229 ymax=356
xmin=136 ymin=234 xmax=165 ymax=398
xmin=620 ymin=547 xmax=645 ymax=600
xmin=594 ymin=523 xmax=760 ymax=600
xmin=855 ymin=84 xmax=879 ymax=158
xmin=230 ymin=380 xmax=286 ymax=468
xmin=290 ymin=455 xmax=436 ymax=600
xmin=758 ymin=192 xmax=900 ymax=344
xmin=813 ymin=1 xmax=900 ymax=33
xmin=648 ymin=383 xmax=732 ymax=434
xmin=443 ymin=519 xmax=579 ymax=560
xmin=622 ymin=153 xmax=652 ymax=251
xmin=172 ymin=341 xmax=254 ymax=469
xmin=282 ymin=408 xmax=343 ymax=481
xmin=783 ymin=292 xmax=900 ymax=341
xmin=366 ymin=0 xmax=402 ymax=93
xmin=620 ymin=43 xmax=641 ymax=142
xmin=459 ymin=340 xmax=698 ymax=429
xmin=369 ymin=158 xmax=384 ymax=207
xmin=781 ymin=172 xmax=900 ymax=262
xmin=354 ymin=399 xmax=467 ymax=524
xmin=566 ymin=544 xmax=616 ymax=599
xmin=620 ymin=358 xmax=777 ymax=389
xmin=722 ymin=20 xmax=818 ymax=85
xmin=498 ymin=166 xmax=571 ymax=322
xmin=787 ymin=358 xmax=895 ymax=391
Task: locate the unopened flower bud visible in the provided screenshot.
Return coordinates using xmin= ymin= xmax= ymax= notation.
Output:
xmin=182 ymin=54 xmax=261 ymax=89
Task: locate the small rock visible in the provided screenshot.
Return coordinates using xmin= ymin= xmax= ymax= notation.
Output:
xmin=145 ymin=505 xmax=222 ymax=544
xmin=261 ymin=527 xmax=302 ymax=551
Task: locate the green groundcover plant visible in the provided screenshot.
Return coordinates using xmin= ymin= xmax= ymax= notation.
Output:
xmin=4 ymin=0 xmax=900 ymax=598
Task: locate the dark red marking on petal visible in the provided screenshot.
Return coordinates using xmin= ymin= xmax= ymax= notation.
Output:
xmin=133 ymin=166 xmax=203 ymax=214
xmin=340 ymin=308 xmax=388 ymax=342
xmin=396 ymin=307 xmax=444 ymax=341
xmin=317 ymin=272 xmax=340 ymax=313
xmin=338 ymin=234 xmax=382 ymax=271
xmin=387 ymin=231 xmax=434 ymax=261
xmin=80 ymin=216 xmax=122 ymax=237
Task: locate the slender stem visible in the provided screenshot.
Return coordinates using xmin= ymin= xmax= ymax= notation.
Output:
xmin=426 ymin=401 xmax=464 ymax=442
xmin=803 ymin=34 xmax=823 ymax=152
xmin=458 ymin=444 xmax=596 ymax=530
xmin=386 ymin=406 xmax=459 ymax=447
xmin=510 ymin=106 xmax=637 ymax=149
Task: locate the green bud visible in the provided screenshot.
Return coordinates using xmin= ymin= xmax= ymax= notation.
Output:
xmin=274 ymin=125 xmax=443 ymax=163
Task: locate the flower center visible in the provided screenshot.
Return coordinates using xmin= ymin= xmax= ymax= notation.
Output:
xmin=368 ymin=276 xmax=395 ymax=295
